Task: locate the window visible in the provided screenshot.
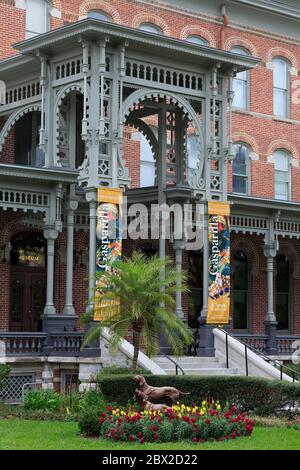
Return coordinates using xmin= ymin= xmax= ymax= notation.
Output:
xmin=26 ymin=0 xmax=49 ymax=38
xmin=231 ymin=47 xmax=250 ymax=109
xmin=274 ymin=150 xmax=290 ymax=200
xmin=87 ymin=10 xmax=112 ymax=21
xmin=187 ymin=135 xmax=199 ymax=186
xmin=15 ymin=112 xmax=45 ymax=168
xmin=138 ymin=134 xmax=155 ymax=187
xmin=233 ymin=250 xmax=249 ymax=330
xmin=232 ymin=143 xmax=249 ymax=194
xmin=186 ymin=35 xmax=208 ymax=46
xmin=276 ymin=255 xmax=291 ymax=331
xmin=273 ymin=58 xmax=290 ymax=118
xmin=139 ymin=23 xmax=163 ymax=34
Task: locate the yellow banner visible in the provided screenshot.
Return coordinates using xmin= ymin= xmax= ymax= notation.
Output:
xmin=94 ymin=188 xmax=123 ymax=321
xmin=206 ymin=201 xmax=231 ymax=325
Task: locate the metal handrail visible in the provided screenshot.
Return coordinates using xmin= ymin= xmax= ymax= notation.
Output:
xmin=159 ymin=352 xmax=185 ymax=375
xmin=217 ymin=327 xmax=300 ymax=382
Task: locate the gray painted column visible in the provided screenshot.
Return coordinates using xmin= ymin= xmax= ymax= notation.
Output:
xmin=43 ymin=226 xmax=58 ymax=315
xmin=263 ymin=242 xmax=278 ymax=354
xmin=173 ymin=239 xmax=186 ymax=320
xmin=63 ymin=198 xmax=78 ymax=315
xmin=86 ymin=189 xmax=97 ymax=314
xmin=197 ymin=205 xmax=215 ymax=357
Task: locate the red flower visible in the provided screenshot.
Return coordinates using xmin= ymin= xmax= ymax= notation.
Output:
xmin=105 ymin=405 xmax=112 ymax=412
xmin=117 ymin=418 xmax=123 ymax=425
xmin=205 ymin=419 xmax=211 ymax=425
xmin=225 ymin=435 xmax=229 ymax=440
xmin=153 ymin=434 xmax=159 ymax=441
xmin=140 ymin=438 xmax=145 ymax=444
xmin=192 ymin=437 xmax=198 ymax=443
xmin=100 ymin=412 xmax=107 ymax=417
xmin=128 ymin=434 xmax=134 ymax=442
xmin=151 ymin=425 xmax=158 ymax=431
xmin=110 ymin=429 xmax=115 ymax=435
xmin=137 ymin=432 xmax=143 ymax=438
xmin=99 ymin=417 xmax=106 ymax=424
xmin=191 ymin=417 xmax=196 ymax=423
xmin=231 ymin=433 xmax=236 ymax=439
xmin=113 ymin=435 xmax=119 ymax=441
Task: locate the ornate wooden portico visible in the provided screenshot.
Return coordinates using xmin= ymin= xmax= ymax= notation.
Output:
xmin=3 ymin=18 xmax=296 ymax=360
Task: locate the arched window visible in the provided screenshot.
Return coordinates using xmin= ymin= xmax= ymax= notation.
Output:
xmin=233 ymin=250 xmax=249 ymax=330
xmin=187 ymin=35 xmax=208 ymax=46
xmin=231 ymin=47 xmax=250 ymax=109
xmin=273 ymin=58 xmax=290 ymax=118
xmin=187 ymin=135 xmax=199 ymax=186
xmin=25 ymin=0 xmax=49 ymax=38
xmin=274 ymin=149 xmax=290 ymax=200
xmin=139 ymin=23 xmax=163 ymax=35
xmin=276 ymin=255 xmax=291 ymax=331
xmin=232 ymin=143 xmax=250 ymax=194
xmin=87 ymin=10 xmax=112 ymax=21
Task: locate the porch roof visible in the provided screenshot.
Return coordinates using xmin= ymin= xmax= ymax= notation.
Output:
xmin=0 ymin=163 xmax=78 ymax=184
xmin=0 ymin=18 xmax=260 ymax=80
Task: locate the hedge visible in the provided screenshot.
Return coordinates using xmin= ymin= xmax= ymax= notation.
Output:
xmin=96 ymin=374 xmax=300 ymax=416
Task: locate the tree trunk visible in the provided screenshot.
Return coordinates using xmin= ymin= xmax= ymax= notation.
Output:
xmin=132 ymin=330 xmax=141 ymax=370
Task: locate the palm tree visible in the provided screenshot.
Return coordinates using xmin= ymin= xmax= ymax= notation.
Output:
xmin=82 ymin=251 xmax=193 ymax=370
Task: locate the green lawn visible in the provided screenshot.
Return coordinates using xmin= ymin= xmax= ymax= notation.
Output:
xmin=0 ymin=419 xmax=299 ymax=450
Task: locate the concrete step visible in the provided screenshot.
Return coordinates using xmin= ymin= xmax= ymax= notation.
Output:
xmin=162 ymin=368 xmax=240 ymax=376
xmin=156 ymin=362 xmax=228 ymax=370
xmin=153 ymin=356 xmax=219 ymax=363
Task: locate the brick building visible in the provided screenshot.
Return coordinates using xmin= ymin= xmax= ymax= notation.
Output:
xmin=0 ymin=0 xmax=300 ymax=393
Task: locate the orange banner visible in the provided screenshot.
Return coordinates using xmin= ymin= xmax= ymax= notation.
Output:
xmin=206 ymin=202 xmax=231 ymax=325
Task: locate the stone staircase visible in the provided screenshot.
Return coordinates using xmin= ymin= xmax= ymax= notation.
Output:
xmin=153 ymin=355 xmax=241 ymax=376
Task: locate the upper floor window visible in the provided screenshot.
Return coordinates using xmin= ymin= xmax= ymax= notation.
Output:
xmin=26 ymin=0 xmax=49 ymax=39
xmin=274 ymin=149 xmax=290 ymax=200
xmin=232 ymin=143 xmax=250 ymax=194
xmin=87 ymin=10 xmax=112 ymax=21
xmin=231 ymin=47 xmax=250 ymax=109
xmin=139 ymin=23 xmax=163 ymax=35
xmin=273 ymin=58 xmax=290 ymax=118
xmin=186 ymin=35 xmax=208 ymax=46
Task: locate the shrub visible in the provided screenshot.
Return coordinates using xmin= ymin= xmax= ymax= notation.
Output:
xmin=78 ymin=407 xmax=102 ymax=437
xmin=0 ymin=364 xmax=10 ymax=391
xmin=97 ymin=374 xmax=300 ymax=416
xmin=24 ymin=389 xmax=60 ymax=412
xmin=99 ymin=366 xmax=150 ymax=376
xmin=85 ymin=402 xmax=254 ymax=443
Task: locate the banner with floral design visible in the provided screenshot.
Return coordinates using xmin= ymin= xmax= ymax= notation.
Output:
xmin=206 ymin=201 xmax=230 ymax=325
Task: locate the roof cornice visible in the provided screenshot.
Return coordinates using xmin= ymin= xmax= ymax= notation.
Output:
xmin=226 ymin=0 xmax=300 ymax=21
xmin=10 ymin=18 xmax=259 ymax=72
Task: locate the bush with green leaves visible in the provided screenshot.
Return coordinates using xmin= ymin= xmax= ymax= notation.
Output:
xmin=99 ymin=366 xmax=150 ymax=376
xmin=0 ymin=364 xmax=10 ymax=391
xmin=97 ymin=374 xmax=300 ymax=416
xmin=24 ymin=389 xmax=60 ymax=412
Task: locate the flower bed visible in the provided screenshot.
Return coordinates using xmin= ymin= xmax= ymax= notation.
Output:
xmin=96 ymin=401 xmax=254 ymax=443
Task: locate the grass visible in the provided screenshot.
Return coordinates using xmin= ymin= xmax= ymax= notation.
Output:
xmin=0 ymin=419 xmax=299 ymax=450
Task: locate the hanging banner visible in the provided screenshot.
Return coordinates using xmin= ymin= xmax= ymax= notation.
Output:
xmin=94 ymin=188 xmax=123 ymax=321
xmin=206 ymin=201 xmax=231 ymax=325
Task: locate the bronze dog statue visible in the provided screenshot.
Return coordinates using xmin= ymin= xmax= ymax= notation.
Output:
xmin=133 ymin=389 xmax=169 ymax=412
xmin=133 ymin=375 xmax=190 ymax=403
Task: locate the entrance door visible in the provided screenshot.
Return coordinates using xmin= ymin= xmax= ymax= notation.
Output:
xmin=10 ymin=271 xmax=46 ymax=332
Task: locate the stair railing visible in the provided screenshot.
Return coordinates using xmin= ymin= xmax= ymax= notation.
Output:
xmin=159 ymin=352 xmax=185 ymax=375
xmin=216 ymin=327 xmax=300 ymax=382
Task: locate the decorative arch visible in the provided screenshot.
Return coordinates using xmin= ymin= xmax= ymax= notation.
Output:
xmin=267 ymin=140 xmax=298 ymax=161
xmin=233 ymin=132 xmax=259 ymax=158
xmin=231 ymin=237 xmax=260 ymax=276
xmin=0 ymin=105 xmax=42 ymax=153
xmin=266 ymin=47 xmax=297 ymax=76
xmin=132 ymin=13 xmax=170 ymax=36
xmin=54 ymin=82 xmax=89 ymax=166
xmin=78 ymin=0 xmax=121 ymax=23
xmin=0 ymin=218 xmax=43 ymax=246
xmin=121 ymin=88 xmax=204 ymax=184
xmin=225 ymin=37 xmax=258 ymax=56
xmin=180 ymin=25 xmax=216 ymax=48
xmin=126 ymin=117 xmax=158 ymax=160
